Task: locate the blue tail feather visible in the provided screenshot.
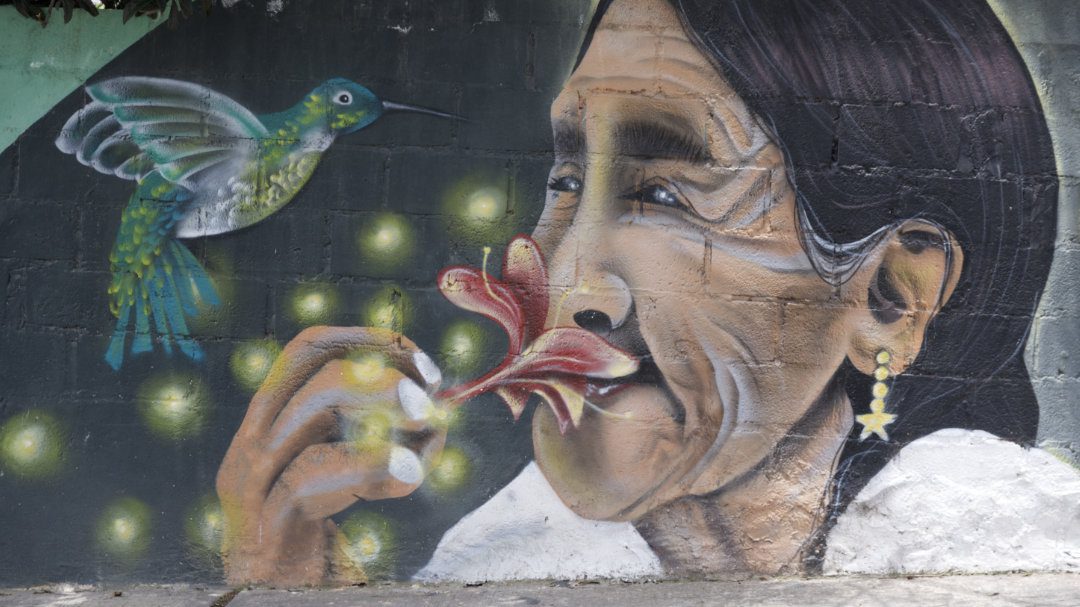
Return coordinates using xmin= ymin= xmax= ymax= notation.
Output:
xmin=160 ymin=247 xmax=204 ymax=363
xmin=170 ymin=241 xmax=221 ymax=307
xmin=106 ymin=299 xmax=132 ymax=371
xmin=105 ymin=237 xmax=218 ymax=370
xmin=148 ymin=280 xmax=174 ymax=356
xmin=131 ymin=289 xmax=153 ymax=355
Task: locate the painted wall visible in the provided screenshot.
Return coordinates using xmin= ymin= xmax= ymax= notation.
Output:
xmin=0 ymin=0 xmax=1078 ymax=586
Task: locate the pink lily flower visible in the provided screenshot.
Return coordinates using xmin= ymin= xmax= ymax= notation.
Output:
xmin=434 ymin=235 xmax=638 ymax=433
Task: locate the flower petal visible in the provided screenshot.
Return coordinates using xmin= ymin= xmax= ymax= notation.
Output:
xmin=502 ymin=235 xmax=549 ymax=343
xmin=494 ymin=386 xmax=531 ymax=420
xmin=437 ymin=266 xmax=526 ymax=353
xmin=531 ymin=380 xmax=586 ymax=433
xmin=515 ymin=327 xmax=638 ymax=379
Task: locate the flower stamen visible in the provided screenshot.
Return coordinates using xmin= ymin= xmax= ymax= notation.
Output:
xmin=481 ymin=246 xmax=496 ymax=300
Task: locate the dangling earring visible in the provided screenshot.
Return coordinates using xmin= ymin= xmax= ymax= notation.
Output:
xmin=856 ymin=350 xmax=897 ymax=441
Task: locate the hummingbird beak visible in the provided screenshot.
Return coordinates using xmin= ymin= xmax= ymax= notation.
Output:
xmin=382 ymin=100 xmax=466 ymax=121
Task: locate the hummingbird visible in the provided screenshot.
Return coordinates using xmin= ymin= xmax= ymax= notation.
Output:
xmin=55 ymin=76 xmax=458 ymax=370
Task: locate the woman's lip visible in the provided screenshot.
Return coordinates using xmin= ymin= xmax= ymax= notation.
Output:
xmin=584 ymin=381 xmax=633 ymax=400
xmin=583 ymin=356 xmax=682 ymax=419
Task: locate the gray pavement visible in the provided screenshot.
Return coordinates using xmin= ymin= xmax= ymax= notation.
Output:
xmin=1 ymin=573 xmax=1078 ymax=606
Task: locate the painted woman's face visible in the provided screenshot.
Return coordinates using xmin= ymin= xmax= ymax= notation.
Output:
xmin=529 ymin=0 xmax=867 ymax=521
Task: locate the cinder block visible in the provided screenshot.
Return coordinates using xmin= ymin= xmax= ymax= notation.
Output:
xmin=0 ymin=200 xmax=79 ymax=261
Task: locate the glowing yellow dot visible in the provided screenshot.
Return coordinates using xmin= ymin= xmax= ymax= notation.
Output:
xmin=443 ymin=177 xmax=517 ymax=245
xmin=185 ymin=495 xmax=224 ymax=554
xmin=98 ymin=497 xmax=151 ymax=558
xmin=291 ymin=284 xmax=338 ymax=325
xmin=0 ymin=411 xmax=63 ymax=477
xmin=373 ymin=225 xmax=402 ymax=250
xmin=339 ymin=512 xmax=395 ymax=574
xmin=870 ymin=398 xmax=886 ymax=413
xmin=154 ymin=387 xmax=192 ymax=423
xmin=355 ymin=534 xmax=381 ymax=562
xmin=112 ymin=517 xmax=136 ymax=544
xmin=347 ymin=410 xmax=394 ymax=453
xmin=872 ymin=382 xmax=888 ymax=399
xmin=346 ymin=353 xmax=388 ymax=386
xmin=427 ymin=446 xmax=471 ymax=492
xmin=372 ymin=304 xmax=400 ymax=328
xmin=358 ymin=213 xmax=414 ymax=270
xmin=12 ymin=426 xmax=45 ymax=461
xmin=466 ymin=189 xmax=503 ymax=221
xmin=363 ymin=286 xmax=411 ymax=331
xmin=876 ymin=351 xmax=891 ymax=365
xmin=138 ymin=375 xmax=209 ymax=440
xmin=231 ymin=339 xmax=282 ymax=392
xmin=874 ymin=366 xmax=889 ymax=381
xmin=300 ymin=293 xmax=324 ymax=315
xmin=440 ymin=320 xmax=486 ymax=374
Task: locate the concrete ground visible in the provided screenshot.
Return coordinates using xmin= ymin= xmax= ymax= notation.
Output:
xmin=1 ymin=573 xmax=1077 ymax=606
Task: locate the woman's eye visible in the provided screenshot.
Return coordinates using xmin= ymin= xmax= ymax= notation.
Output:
xmin=629 ymin=184 xmax=683 ymax=209
xmin=548 ymin=175 xmax=583 ymax=194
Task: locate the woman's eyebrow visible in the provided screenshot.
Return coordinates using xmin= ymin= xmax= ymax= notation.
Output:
xmin=552 ymin=117 xmax=712 ymax=164
xmin=553 ymin=122 xmax=585 ymax=157
xmin=612 ymin=119 xmax=712 ymax=164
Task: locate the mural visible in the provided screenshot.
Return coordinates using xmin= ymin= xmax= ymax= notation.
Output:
xmin=2 ymin=0 xmax=1079 ymax=587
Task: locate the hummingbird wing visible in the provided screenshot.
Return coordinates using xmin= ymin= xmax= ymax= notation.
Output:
xmin=56 ymin=77 xmax=269 ymax=191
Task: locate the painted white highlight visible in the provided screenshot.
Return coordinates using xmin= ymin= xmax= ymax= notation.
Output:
xmin=413 ymin=351 xmax=442 ymax=387
xmin=46 ymin=597 xmax=86 ymax=607
xmin=825 ymin=429 xmax=1080 ymax=574
xmin=415 ymin=462 xmax=662 ymax=582
xmin=388 ymin=445 xmax=423 ymax=485
xmin=397 ymin=379 xmax=433 ymax=421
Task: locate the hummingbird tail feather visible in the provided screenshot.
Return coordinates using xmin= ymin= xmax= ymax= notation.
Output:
xmin=106 ymin=230 xmax=219 ymax=370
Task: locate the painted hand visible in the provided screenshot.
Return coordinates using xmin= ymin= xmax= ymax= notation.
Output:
xmin=215 ymin=326 xmax=446 ymax=586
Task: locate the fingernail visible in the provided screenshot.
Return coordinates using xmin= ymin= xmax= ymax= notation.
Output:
xmin=398 ymin=378 xmax=434 ymax=421
xmin=413 ymin=351 xmax=442 ymax=387
xmin=388 ymin=445 xmax=423 ymax=485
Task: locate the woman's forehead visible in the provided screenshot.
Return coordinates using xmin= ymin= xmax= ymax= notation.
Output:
xmin=552 ymin=6 xmax=767 ymax=165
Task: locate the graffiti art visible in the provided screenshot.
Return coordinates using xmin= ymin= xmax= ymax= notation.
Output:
xmin=1 ymin=0 xmax=1078 ymax=587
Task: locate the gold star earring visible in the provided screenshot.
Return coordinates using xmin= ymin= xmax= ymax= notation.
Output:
xmin=856 ymin=350 xmax=898 ymax=441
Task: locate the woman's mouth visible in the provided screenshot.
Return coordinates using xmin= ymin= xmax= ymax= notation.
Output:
xmin=583 ymin=354 xmax=685 ymax=424
xmin=583 ymin=355 xmax=661 ymax=400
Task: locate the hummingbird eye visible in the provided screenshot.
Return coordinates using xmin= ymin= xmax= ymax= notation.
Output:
xmin=334 ymin=91 xmax=352 ymax=105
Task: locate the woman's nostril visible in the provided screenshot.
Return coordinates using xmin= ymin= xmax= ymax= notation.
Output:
xmin=573 ymin=309 xmax=614 ymax=335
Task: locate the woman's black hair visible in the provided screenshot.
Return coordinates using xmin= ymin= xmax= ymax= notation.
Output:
xmin=578 ymin=0 xmax=1059 ymax=570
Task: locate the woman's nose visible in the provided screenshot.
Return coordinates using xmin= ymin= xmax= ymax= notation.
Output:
xmin=573 ymin=310 xmax=614 ymax=335
xmin=555 ymin=272 xmax=633 ymax=332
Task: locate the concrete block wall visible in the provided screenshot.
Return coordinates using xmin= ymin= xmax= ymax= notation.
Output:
xmin=0 ymin=0 xmax=1077 ymax=586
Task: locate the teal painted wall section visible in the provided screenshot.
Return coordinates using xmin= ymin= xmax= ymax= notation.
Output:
xmin=0 ymin=7 xmax=162 ymax=153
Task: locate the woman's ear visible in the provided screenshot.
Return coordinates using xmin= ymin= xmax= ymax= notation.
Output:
xmin=846 ymin=219 xmax=963 ymax=376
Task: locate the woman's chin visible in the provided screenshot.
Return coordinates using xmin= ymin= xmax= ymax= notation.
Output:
xmin=531 ymin=383 xmax=685 ymax=521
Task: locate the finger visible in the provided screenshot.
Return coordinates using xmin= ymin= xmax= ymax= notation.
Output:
xmin=265 ymin=355 xmax=448 ymax=472
xmin=221 ymin=327 xmax=416 ymax=515
xmin=264 ymin=442 xmax=430 ymax=523
xmin=238 ymin=326 xmax=431 ymax=441
xmin=264 ymin=360 xmax=406 ymax=471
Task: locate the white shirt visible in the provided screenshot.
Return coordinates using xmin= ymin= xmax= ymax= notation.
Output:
xmin=415 ymin=429 xmax=1080 ymax=582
